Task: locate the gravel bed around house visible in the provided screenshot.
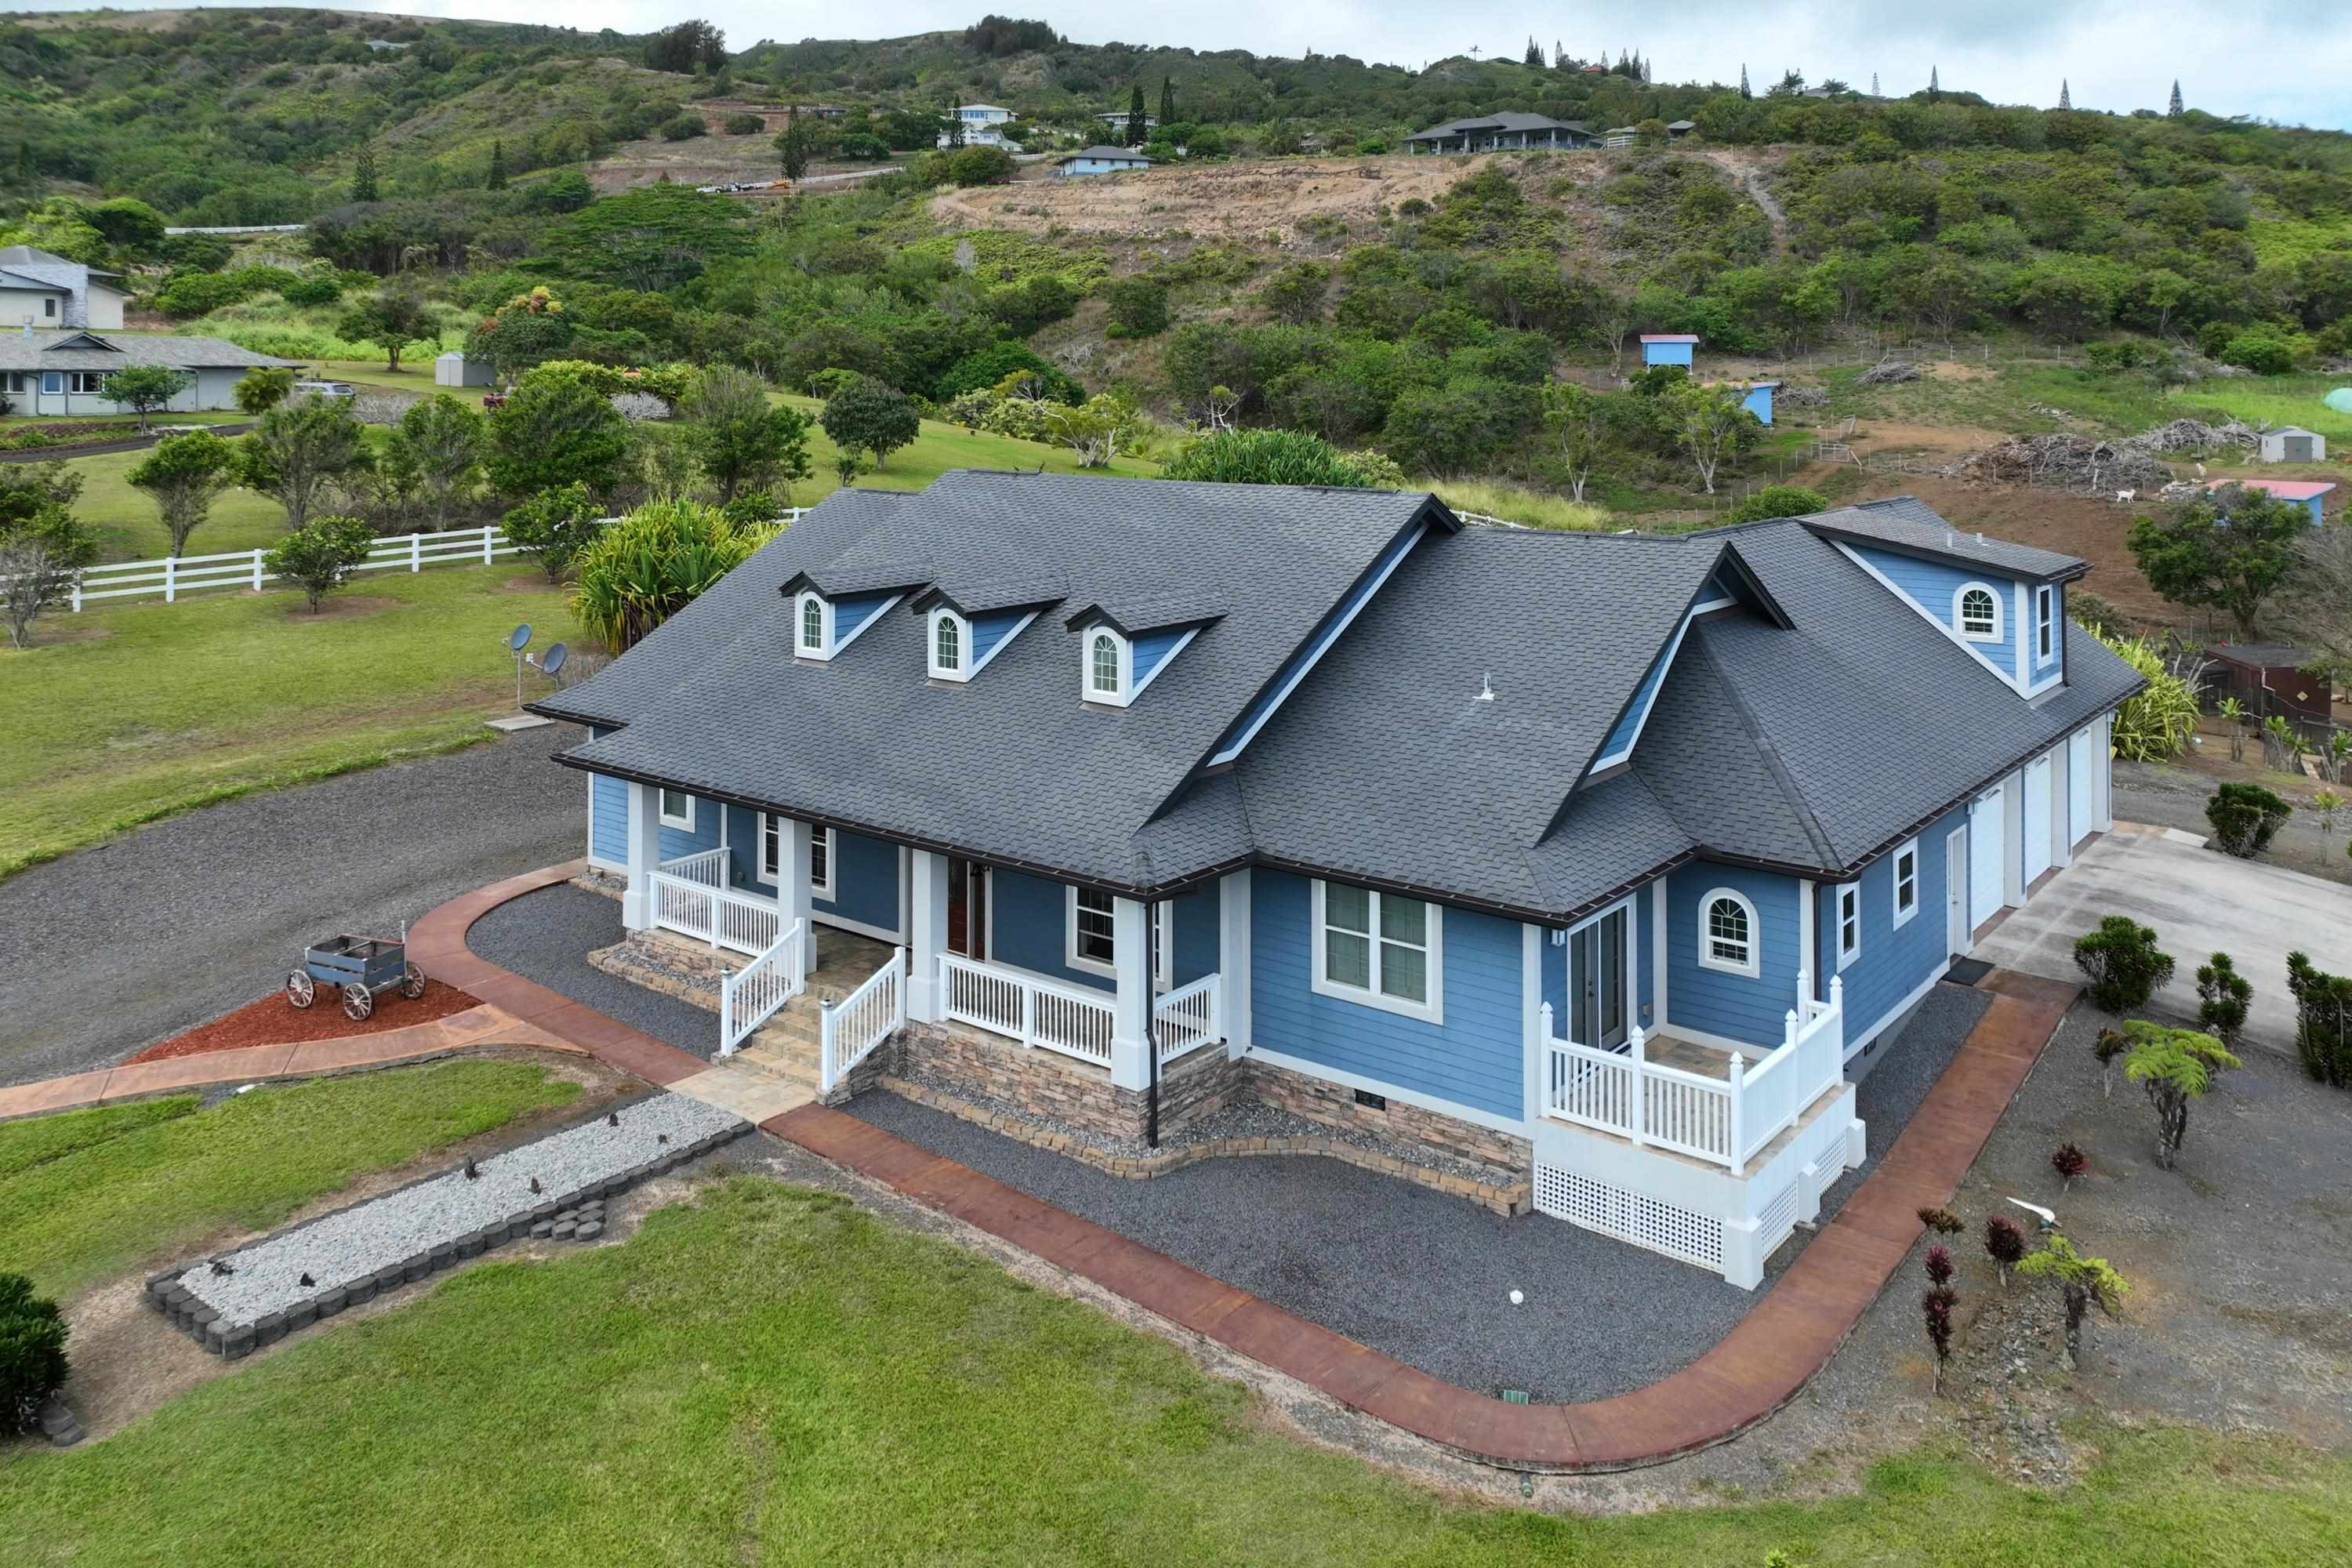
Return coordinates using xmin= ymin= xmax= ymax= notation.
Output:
xmin=464 ymin=882 xmax=721 ymax=1058
xmin=147 ymin=1093 xmax=747 ymax=1356
xmin=848 ymin=982 xmax=1996 ymax=1403
xmin=0 ymin=728 xmax=583 ymax=1087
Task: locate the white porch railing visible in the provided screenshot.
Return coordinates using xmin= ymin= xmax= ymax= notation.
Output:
xmin=821 ymin=949 xmax=907 ymax=1093
xmin=938 ymin=953 xmax=1116 ymax=1066
xmin=1152 ymin=973 xmax=1221 ymax=1065
xmin=651 ymin=849 xmax=780 ymax=956
xmin=719 ymin=920 xmax=804 ymax=1055
xmin=1541 ymin=975 xmax=1845 ymax=1174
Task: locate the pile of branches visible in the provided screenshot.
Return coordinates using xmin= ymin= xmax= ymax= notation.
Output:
xmin=2126 ymin=418 xmax=2260 ymax=455
xmin=1955 ymin=434 xmax=2172 ymax=492
xmin=1777 ymin=384 xmax=1829 ymax=408
xmin=1857 ymin=359 xmax=1920 ymax=387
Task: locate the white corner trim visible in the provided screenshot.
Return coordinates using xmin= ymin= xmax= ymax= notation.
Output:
xmin=1952 ymin=580 xmax=2004 ymax=642
xmin=1696 ymin=887 xmax=1762 ymax=979
xmin=1246 ymin=1046 xmax=1527 ymax=1135
xmin=1890 ymin=837 xmax=1921 ymax=930
xmin=1308 ymin=877 xmax=1445 ymax=1026
xmin=1588 ymin=604 xmax=1702 ymax=774
xmin=1834 ymin=542 xmax=2024 ymax=695
xmin=966 ymin=608 xmax=1038 ymax=679
xmin=1126 ymin=625 xmax=1200 ymax=702
xmin=1209 ymin=518 xmax=1429 ymax=767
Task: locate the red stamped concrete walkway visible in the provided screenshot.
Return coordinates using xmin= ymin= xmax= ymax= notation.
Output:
xmin=417 ymin=864 xmax=2082 ymax=1469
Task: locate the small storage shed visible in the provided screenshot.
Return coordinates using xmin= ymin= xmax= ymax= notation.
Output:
xmin=1741 ymin=381 xmax=1779 ymax=425
xmin=2258 ymin=426 xmax=2325 ymax=463
xmin=434 ymin=351 xmax=495 ymax=388
xmin=1640 ymin=333 xmax=1698 ymax=368
xmin=2209 ymin=644 xmax=2337 ymax=729
xmin=2238 ymin=478 xmax=2336 ymax=524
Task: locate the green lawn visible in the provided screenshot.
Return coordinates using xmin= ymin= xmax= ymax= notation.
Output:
xmin=60 ymin=445 xmax=292 ymax=562
xmin=0 ymin=564 xmax=572 ymax=878
xmin=1 ymin=1163 xmax=2343 ymax=1565
xmin=0 ymin=1061 xmax=579 ymax=1298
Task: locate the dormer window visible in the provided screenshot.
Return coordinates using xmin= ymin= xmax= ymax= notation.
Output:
xmin=790 ymin=586 xmax=899 ymax=662
xmin=797 ymin=593 xmax=829 ymax=657
xmin=1955 ymin=583 xmax=2002 ymax=642
xmin=930 ymin=609 xmax=968 ymax=681
xmin=1087 ymin=629 xmax=1131 ymax=705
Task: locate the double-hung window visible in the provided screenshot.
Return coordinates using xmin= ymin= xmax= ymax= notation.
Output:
xmin=1835 ymin=884 xmax=1862 ymax=971
xmin=1312 ymin=880 xmax=1442 ymax=1023
xmin=1892 ymin=838 xmax=1920 ymax=929
xmin=1069 ymin=886 xmax=1116 ymax=974
xmin=2036 ymin=586 xmax=2055 ymax=662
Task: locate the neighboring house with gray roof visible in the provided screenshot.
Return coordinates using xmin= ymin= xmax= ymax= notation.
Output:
xmin=0 ymin=245 xmax=128 ymax=330
xmin=0 ymin=331 xmax=302 ymax=417
xmin=1050 ymin=145 xmax=1156 ymax=176
xmin=1406 ymin=111 xmax=1599 ymax=153
xmin=534 ymin=474 xmax=2140 ymax=1287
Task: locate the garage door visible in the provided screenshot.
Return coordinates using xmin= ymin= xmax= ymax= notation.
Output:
xmin=1969 ymin=788 xmax=2006 ymax=931
xmin=2024 ymin=755 xmax=2053 ymax=885
xmin=2068 ymin=729 xmax=2094 ymax=846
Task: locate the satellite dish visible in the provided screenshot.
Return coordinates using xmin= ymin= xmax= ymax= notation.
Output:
xmin=507 ymin=622 xmax=532 ymax=652
xmin=541 ymin=642 xmax=568 ymax=677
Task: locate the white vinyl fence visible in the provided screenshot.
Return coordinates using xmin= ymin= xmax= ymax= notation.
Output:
xmin=57 ymin=510 xmax=810 ymax=612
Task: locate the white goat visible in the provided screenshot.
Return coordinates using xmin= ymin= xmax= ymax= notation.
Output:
xmin=2114 ymin=488 xmax=2136 ymax=504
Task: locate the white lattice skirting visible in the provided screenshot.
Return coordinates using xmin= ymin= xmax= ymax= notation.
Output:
xmin=1534 ymin=1165 xmax=1726 ymax=1272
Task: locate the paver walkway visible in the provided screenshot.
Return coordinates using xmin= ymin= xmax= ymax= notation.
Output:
xmin=339 ymin=865 xmax=2092 ymax=1467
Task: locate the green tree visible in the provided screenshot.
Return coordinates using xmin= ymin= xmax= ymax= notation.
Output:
xmin=265 ymin=514 xmax=376 ymax=612
xmin=85 ymin=197 xmax=166 ymax=255
xmin=0 ymin=476 xmax=96 ymax=649
xmin=98 ymin=365 xmax=191 ymax=432
xmin=483 ymin=363 xmax=631 ymax=497
xmin=233 ymin=366 xmax=296 ymax=416
xmin=1044 ymin=394 xmax=1150 ymax=468
xmin=1160 ymin=76 xmax=1177 ymax=125
xmin=1722 ymin=485 xmax=1830 ymax=523
xmin=2072 ymin=914 xmax=2175 ymax=1012
xmin=336 ymin=288 xmax=436 ymax=372
xmin=1103 ymin=277 xmax=1169 ymax=337
xmin=568 ymin=498 xmax=768 ymax=652
xmin=1656 ymin=379 xmax=1760 ymax=494
xmin=1538 ymin=383 xmax=1613 ymax=503
xmin=2118 ymin=1021 xmax=2238 ymax=1169
xmin=819 ymin=377 xmax=920 ymax=470
xmin=1126 ymin=82 xmax=1148 ymax=147
xmin=351 ymin=141 xmax=378 ymax=204
xmin=125 ymin=430 xmax=239 ymax=556
xmin=777 ymin=110 xmax=809 ymax=180
xmin=2126 ymin=485 xmax=2307 ymax=638
xmin=685 ymin=366 xmax=811 ymax=503
xmin=2273 ymin=524 xmax=2352 ymax=688
xmin=540 ymin=187 xmax=752 ymax=291
xmin=2194 ymin=952 xmax=2252 ymax=1051
xmin=239 ymin=397 xmax=370 ymax=531
xmin=499 ymin=482 xmax=603 ymax=583
xmin=1162 ymin=428 xmax=1381 ymax=486
xmin=2015 ymin=1235 xmax=2127 ymax=1373
xmin=384 ymin=394 xmax=485 ymax=529
xmin=941 ymin=145 xmax=1014 ymax=186
xmin=1259 ymin=262 xmax=1330 ymax=325
xmin=485 ymin=140 xmax=507 ymax=191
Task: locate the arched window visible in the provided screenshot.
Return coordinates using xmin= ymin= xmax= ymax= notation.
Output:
xmin=1091 ymin=632 xmax=1121 ymax=696
xmin=797 ymin=593 xmax=826 ymax=655
xmin=1698 ymin=888 xmax=1759 ymax=978
xmin=935 ymin=613 xmax=962 ymax=673
xmin=1955 ymin=583 xmax=2001 ymax=642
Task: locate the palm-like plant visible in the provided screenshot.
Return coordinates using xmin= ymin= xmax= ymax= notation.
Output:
xmin=568 ymin=500 xmax=774 ymax=654
xmin=2016 ymin=1234 xmax=2128 ymax=1374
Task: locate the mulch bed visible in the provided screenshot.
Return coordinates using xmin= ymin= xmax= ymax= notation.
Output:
xmin=123 ymin=980 xmax=481 ymax=1065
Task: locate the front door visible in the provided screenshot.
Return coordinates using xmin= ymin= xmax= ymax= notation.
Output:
xmin=1567 ymin=906 xmax=1628 ymax=1050
xmin=946 ymin=858 xmax=987 ymax=961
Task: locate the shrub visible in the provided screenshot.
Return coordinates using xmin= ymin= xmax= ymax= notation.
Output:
xmin=0 ymin=492 xmax=98 ymax=649
xmin=568 ymin=499 xmax=771 ymax=652
xmin=484 ymin=363 xmax=631 ymax=497
xmin=720 ymin=490 xmax=784 ymax=528
xmin=2050 ymin=1142 xmax=2089 ymax=1190
xmin=2194 ymin=953 xmax=2252 ymax=1050
xmin=2072 ymin=915 xmax=2173 ymax=1012
xmin=2092 ymin=1025 xmax=2130 ymax=1098
xmin=264 ymin=514 xmax=376 ymax=612
xmin=1102 ymin=277 xmax=1170 ymax=338
xmin=2205 ymin=782 xmax=2292 ymax=858
xmin=281 ymin=275 xmax=343 ymax=307
xmin=935 ymin=343 xmax=1082 ymax=405
xmin=1162 ymin=428 xmax=1381 ymax=487
xmin=500 ymin=482 xmax=603 ymax=582
xmin=234 ymin=366 xmax=296 ymax=416
xmin=1722 ymin=485 xmax=1829 ymax=524
xmin=0 ymin=1272 xmax=68 ymax=1435
xmin=723 ymin=112 xmax=765 ymax=136
xmin=1915 ymin=1207 xmax=1964 ymax=1235
xmin=942 ymin=145 xmax=1014 ymax=187
xmin=659 ymin=115 xmax=706 ymax=142
xmin=2220 ymin=328 xmax=2297 ymax=375
xmin=1984 ymin=1214 xmax=2026 ymax=1287
xmin=2285 ymin=952 xmax=2352 ymax=1087
xmin=2092 ymin=627 xmax=2200 ymax=760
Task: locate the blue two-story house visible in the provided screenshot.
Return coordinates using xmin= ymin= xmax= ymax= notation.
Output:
xmin=535 ymin=474 xmax=2139 ymax=1287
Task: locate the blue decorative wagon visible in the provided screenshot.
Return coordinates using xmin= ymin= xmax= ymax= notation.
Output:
xmin=287 ymin=933 xmax=426 ymax=1022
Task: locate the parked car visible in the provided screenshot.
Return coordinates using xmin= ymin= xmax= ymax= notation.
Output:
xmin=290 ymin=380 xmax=358 ymax=402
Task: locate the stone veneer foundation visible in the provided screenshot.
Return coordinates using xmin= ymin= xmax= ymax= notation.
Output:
xmin=885 ymin=1020 xmax=1532 ymax=1215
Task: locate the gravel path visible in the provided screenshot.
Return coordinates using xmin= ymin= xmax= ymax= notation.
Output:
xmin=2114 ymin=757 xmax=2352 ymax=887
xmin=176 ymin=1093 xmax=746 ymax=1331
xmin=465 ymin=882 xmax=720 ymax=1059
xmin=849 ymin=982 xmax=1992 ymax=1403
xmin=0 ymin=729 xmax=583 ymax=1087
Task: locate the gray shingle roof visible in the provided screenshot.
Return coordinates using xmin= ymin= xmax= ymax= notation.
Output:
xmin=1407 ymin=112 xmax=1592 ymax=140
xmin=1064 ymin=585 xmax=1230 ymax=634
xmin=1054 ymin=146 xmax=1156 ymax=163
xmin=0 ymin=332 xmax=300 ymax=372
xmin=1806 ymin=496 xmax=2088 ymax=583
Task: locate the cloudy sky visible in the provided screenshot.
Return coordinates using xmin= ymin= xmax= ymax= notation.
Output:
xmin=27 ymin=2 xmax=2352 ymax=129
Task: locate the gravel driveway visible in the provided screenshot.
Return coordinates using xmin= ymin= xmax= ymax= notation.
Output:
xmin=848 ymin=982 xmax=1993 ymax=1403
xmin=0 ymin=728 xmax=583 ymax=1087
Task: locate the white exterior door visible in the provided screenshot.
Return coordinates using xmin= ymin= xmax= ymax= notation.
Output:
xmin=2024 ymin=754 xmax=2054 ymax=884
xmin=1946 ymin=829 xmax=1970 ymax=958
xmin=2068 ymin=728 xmax=2094 ymax=846
xmin=1969 ymin=789 xmax=2005 ymax=932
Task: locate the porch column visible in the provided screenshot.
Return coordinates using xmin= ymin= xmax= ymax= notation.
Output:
xmin=775 ymin=815 xmax=815 ymax=982
xmin=1109 ymin=895 xmax=1151 ymax=1091
xmin=907 ymin=850 xmax=948 ymax=1023
xmin=1796 ymin=877 xmax=1817 ymax=1010
xmin=620 ymin=781 xmax=661 ymax=931
xmin=1218 ymin=869 xmax=1252 ymax=1056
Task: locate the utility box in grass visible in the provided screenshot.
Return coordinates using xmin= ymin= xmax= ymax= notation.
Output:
xmin=434 ymin=351 xmax=494 ymax=388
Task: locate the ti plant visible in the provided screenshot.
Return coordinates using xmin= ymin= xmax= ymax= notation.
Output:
xmin=2092 ymin=1026 xmax=2131 ymax=1099
xmin=2120 ymin=1020 xmax=2240 ymax=1171
xmin=1984 ymin=1213 xmax=2027 ymax=1289
xmin=1916 ymin=1206 xmax=1965 ymax=1236
xmin=2016 ymin=1233 xmax=2128 ymax=1374
xmin=2194 ymin=953 xmax=2252 ymax=1052
xmin=1922 ymin=1246 xmax=1958 ymax=1396
xmin=2260 ymin=713 xmax=2307 ymax=774
xmin=2310 ymin=789 xmax=2343 ymax=840
xmin=2216 ymin=696 xmax=2248 ymax=762
xmin=2051 ymin=1142 xmax=2089 ymax=1191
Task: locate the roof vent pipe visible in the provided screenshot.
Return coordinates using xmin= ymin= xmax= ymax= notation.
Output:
xmin=1476 ymin=672 xmax=1496 ymax=702
xmin=1976 ymin=532 xmax=1985 ymax=545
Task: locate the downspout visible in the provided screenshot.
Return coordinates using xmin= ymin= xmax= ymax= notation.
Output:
xmin=1145 ymin=898 xmax=1162 ymax=1148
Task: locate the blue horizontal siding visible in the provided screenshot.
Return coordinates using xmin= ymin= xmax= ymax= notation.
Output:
xmin=1642 ymin=341 xmax=1693 ymax=366
xmin=968 ymin=609 xmax=1028 ymax=666
xmin=992 ymin=869 xmax=1112 ymax=993
xmin=1131 ymin=627 xmax=1188 ymax=686
xmin=1667 ymin=866 xmax=1802 ymax=1051
xmin=833 ymin=592 xmax=893 ymax=644
xmin=586 ymin=728 xmax=626 ymax=864
xmin=722 ymin=805 xmax=903 ymax=937
xmin=1851 ymin=545 xmax=2026 ymax=682
xmin=1818 ymin=800 xmax=1965 ymax=1040
xmin=1251 ymin=870 xmax=1525 ymax=1122
xmin=657 ymin=792 xmax=720 ymax=863
xmin=1171 ymin=884 xmax=1220 ymax=987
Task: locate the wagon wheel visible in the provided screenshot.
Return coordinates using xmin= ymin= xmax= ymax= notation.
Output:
xmin=286 ymin=971 xmax=315 ymax=1009
xmin=342 ymin=983 xmax=374 ymax=1023
xmin=400 ymin=963 xmax=426 ymax=1000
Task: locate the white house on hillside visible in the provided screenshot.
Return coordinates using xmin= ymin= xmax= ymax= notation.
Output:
xmin=0 ymin=245 xmax=129 ymax=331
xmin=938 ymin=104 xmax=1019 ymax=148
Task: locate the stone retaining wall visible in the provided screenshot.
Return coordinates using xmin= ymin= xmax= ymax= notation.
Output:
xmin=1242 ymin=1058 xmax=1533 ymax=1176
xmin=887 ymin=1020 xmax=1246 ymax=1142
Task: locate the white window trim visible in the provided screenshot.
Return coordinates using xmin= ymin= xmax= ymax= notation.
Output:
xmin=658 ymin=789 xmax=695 ymax=832
xmin=1697 ymin=887 xmax=1760 ymax=979
xmin=1835 ymin=882 xmax=1862 ymax=971
xmin=1084 ymin=627 xmax=1133 ymax=707
xmin=1954 ymin=582 xmax=2003 ymax=643
xmin=1891 ymin=837 xmax=1920 ymax=930
xmin=757 ymin=814 xmax=835 ymax=898
xmin=1309 ymin=878 xmax=1444 ymax=1025
xmin=795 ymin=591 xmax=834 ymax=660
xmin=929 ymin=608 xmax=970 ymax=682
xmin=1066 ymin=884 xmax=1118 ymax=978
xmin=2035 ymin=585 xmax=2055 ymax=662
